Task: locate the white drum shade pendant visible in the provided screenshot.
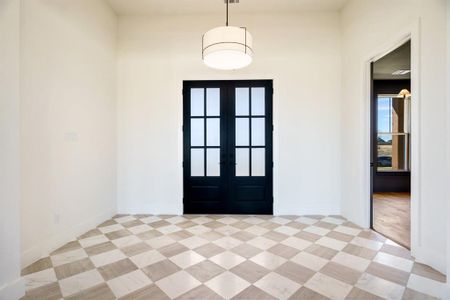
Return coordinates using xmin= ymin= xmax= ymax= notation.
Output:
xmin=202 ymin=1 xmax=253 ymax=70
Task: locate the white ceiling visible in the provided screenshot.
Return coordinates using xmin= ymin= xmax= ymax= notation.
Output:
xmin=107 ymin=0 xmax=348 ymax=16
xmin=373 ymin=41 xmax=411 ymax=80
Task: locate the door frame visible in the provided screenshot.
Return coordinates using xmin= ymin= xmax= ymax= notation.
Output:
xmin=182 ymin=79 xmax=274 ymax=214
xmin=363 ymin=21 xmax=421 ymax=258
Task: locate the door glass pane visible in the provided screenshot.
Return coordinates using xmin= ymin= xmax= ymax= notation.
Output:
xmin=236 ymin=88 xmax=249 ymax=116
xmin=377 ymin=134 xmax=409 ymax=171
xmin=236 ymin=118 xmax=249 ymax=146
xmin=207 ymin=88 xmax=220 ymax=116
xmin=207 ymin=149 xmax=220 ymax=176
xmin=251 ymin=118 xmax=265 ymax=146
xmin=251 ymin=88 xmax=265 ymax=116
xmin=191 ymin=119 xmax=204 ymax=146
xmin=252 ymin=148 xmax=265 ymax=176
xmin=191 ymin=88 xmax=204 ymax=116
xmin=236 ymin=148 xmax=249 ymax=176
xmin=191 ymin=149 xmax=204 ymax=176
xmin=207 ymin=118 xmax=220 ymax=146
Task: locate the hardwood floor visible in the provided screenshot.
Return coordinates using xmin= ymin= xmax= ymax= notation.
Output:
xmin=373 ymin=192 xmax=410 ymax=249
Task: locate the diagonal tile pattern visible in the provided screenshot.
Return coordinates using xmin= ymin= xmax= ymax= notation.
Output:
xmin=21 ymin=215 xmax=446 ymax=300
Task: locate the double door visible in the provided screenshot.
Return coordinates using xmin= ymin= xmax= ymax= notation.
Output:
xmin=183 ymin=80 xmax=273 ymax=214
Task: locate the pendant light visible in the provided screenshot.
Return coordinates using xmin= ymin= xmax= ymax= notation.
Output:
xmin=202 ymin=0 xmax=253 ymax=70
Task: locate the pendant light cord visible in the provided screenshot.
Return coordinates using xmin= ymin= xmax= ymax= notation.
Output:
xmin=226 ymin=0 xmax=229 ymax=26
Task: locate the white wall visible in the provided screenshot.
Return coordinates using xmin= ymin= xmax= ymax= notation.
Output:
xmin=341 ymin=0 xmax=448 ymax=274
xmin=446 ymin=0 xmax=450 ymax=296
xmin=20 ymin=0 xmax=118 ymax=268
xmin=117 ymin=12 xmax=342 ymax=216
xmin=0 ymin=0 xmax=25 ymax=298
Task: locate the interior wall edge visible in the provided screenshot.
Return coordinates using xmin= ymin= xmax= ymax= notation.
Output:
xmin=21 ymin=209 xmax=115 ymax=269
xmin=0 ymin=277 xmax=25 ymax=300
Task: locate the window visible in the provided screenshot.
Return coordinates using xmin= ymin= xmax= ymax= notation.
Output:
xmin=376 ymin=95 xmax=410 ymax=172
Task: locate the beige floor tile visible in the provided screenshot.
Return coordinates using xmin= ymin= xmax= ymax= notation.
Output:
xmin=128 ymin=224 xmax=152 ymax=235
xmin=304 ymin=226 xmax=330 ymax=236
xmin=121 ymin=241 xmax=152 ymax=257
xmin=176 ymin=220 xmax=197 ymax=229
xmin=275 ymin=261 xmax=315 ymax=284
xmin=98 ymin=258 xmax=138 ymax=281
xmin=345 ymin=287 xmax=384 ymax=300
xmin=263 ymin=230 xmax=289 ymax=242
xmin=402 ymin=288 xmax=439 ymax=300
xmin=107 ymin=270 xmax=151 ymax=298
xmin=411 ymin=262 xmax=446 ymax=283
xmin=98 ymin=224 xmax=124 ymax=234
xmin=232 ymin=285 xmax=277 ymax=300
xmin=156 ymin=271 xmax=201 ymax=299
xmin=122 ymin=219 xmax=144 ymax=228
xmin=315 ymin=221 xmax=338 ymax=230
xmin=366 ymin=261 xmax=410 ymax=286
xmin=21 ymin=282 xmax=62 ymax=300
xmin=50 ymin=241 xmax=82 ymax=256
xmin=21 ymin=257 xmax=53 ymax=276
xmin=157 ymin=224 xmax=183 ymax=235
xmin=78 ymin=229 xmax=102 ymax=240
xmin=350 ymin=236 xmax=383 ymax=251
xmin=247 ymin=236 xmax=277 ymax=250
xmin=319 ymin=262 xmax=362 ymax=285
xmin=205 ymin=271 xmax=250 ymax=299
xmin=288 ymin=286 xmax=330 ymax=300
xmin=141 ymin=259 xmax=181 ymax=282
xmin=342 ymin=243 xmax=377 ymax=260
xmin=305 ymin=273 xmax=353 ymax=300
xmin=334 ymin=225 xmax=361 ymax=237
xmin=97 ymin=219 xmax=117 ymax=228
xmin=210 ymin=251 xmax=246 ymax=269
xmin=381 ymin=244 xmax=412 ymax=260
xmin=294 ymin=230 xmax=321 ymax=242
xmin=119 ymin=284 xmax=169 ymax=300
xmin=176 ymin=284 xmax=222 ymax=300
xmin=194 ymin=243 xmax=225 ymax=258
xmin=230 ymin=260 xmax=270 ymax=283
xmin=305 ymin=244 xmax=338 ymax=260
xmin=358 ymin=230 xmax=387 ymax=242
xmin=185 ymin=260 xmax=225 ymax=282
xmin=231 ymin=243 xmax=263 ymax=258
xmin=59 ymin=269 xmax=104 ymax=297
xmin=54 ymin=257 xmax=95 ymax=280
xmin=158 ymin=242 xmax=189 ymax=257
xmin=285 ymin=221 xmax=308 ymax=230
xmin=254 ymin=272 xmax=301 ymax=299
xmin=149 ymin=220 xmax=171 ymax=228
xmin=356 ymin=273 xmax=405 ymax=300
xmin=136 ymin=229 xmax=163 ymax=241
xmin=105 ymin=229 xmax=131 ymax=240
xmin=111 ymin=235 xmax=142 ymax=248
xmin=231 ymin=230 xmax=256 ymax=242
xmin=231 ymin=221 xmax=253 ymax=230
xmin=85 ymin=241 xmax=117 ymax=256
xmin=326 ymin=231 xmax=354 ymax=242
xmin=168 ymin=230 xmax=193 ymax=241
xmin=65 ymin=283 xmax=115 ymax=300
xmin=267 ymin=244 xmax=299 ymax=259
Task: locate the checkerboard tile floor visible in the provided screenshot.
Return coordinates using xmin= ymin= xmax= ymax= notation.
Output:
xmin=21 ymin=215 xmax=446 ymax=299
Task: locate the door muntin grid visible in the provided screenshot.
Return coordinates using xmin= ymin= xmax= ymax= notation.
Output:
xmin=235 ymin=87 xmax=266 ymax=177
xmin=190 ymin=87 xmax=221 ymax=177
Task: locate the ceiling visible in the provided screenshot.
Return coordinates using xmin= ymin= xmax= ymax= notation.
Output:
xmin=373 ymin=41 xmax=411 ymax=80
xmin=107 ymin=0 xmax=348 ymax=16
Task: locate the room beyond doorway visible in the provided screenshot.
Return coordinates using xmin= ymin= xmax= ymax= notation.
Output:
xmin=183 ymin=80 xmax=273 ymax=214
xmin=370 ymin=41 xmax=411 ymax=248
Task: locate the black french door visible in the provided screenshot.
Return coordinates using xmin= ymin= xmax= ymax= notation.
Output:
xmin=183 ymin=80 xmax=273 ymax=214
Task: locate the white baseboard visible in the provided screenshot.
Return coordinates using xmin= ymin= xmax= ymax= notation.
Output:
xmin=0 ymin=277 xmax=24 ymax=300
xmin=21 ymin=209 xmax=116 ymax=268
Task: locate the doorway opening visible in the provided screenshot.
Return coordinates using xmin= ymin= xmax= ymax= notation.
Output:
xmin=183 ymin=80 xmax=273 ymax=214
xmin=370 ymin=41 xmax=411 ymax=248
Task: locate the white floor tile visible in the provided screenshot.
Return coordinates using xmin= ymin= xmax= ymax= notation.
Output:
xmin=205 ymin=271 xmax=250 ymax=299
xmin=130 ymin=249 xmax=165 ymax=268
xmin=316 ymin=236 xmax=347 ymax=251
xmin=356 ymin=273 xmax=405 ymax=300
xmin=247 ymin=237 xmax=277 ymax=250
xmin=281 ymin=236 xmax=312 ymax=250
xmin=24 ymin=268 xmax=57 ymax=291
xmin=50 ymin=248 xmax=88 ymax=267
xmin=331 ymin=252 xmax=371 ymax=272
xmin=170 ymin=250 xmax=205 ymax=269
xmin=78 ymin=235 xmax=109 ymax=248
xmin=255 ymin=272 xmax=301 ymax=299
xmin=305 ymin=273 xmax=352 ymax=300
xmin=59 ymin=269 xmax=104 ymax=297
xmin=303 ymin=226 xmax=330 ymax=236
xmin=156 ymin=270 xmax=201 ymax=298
xmin=291 ymin=252 xmax=328 ymax=271
xmin=250 ymin=251 xmax=287 ymax=270
xmin=210 ymin=251 xmax=246 ymax=269
xmin=107 ymin=270 xmax=151 ymax=298
xmin=350 ymin=236 xmax=383 ymax=251
xmin=407 ymin=274 xmax=446 ymax=299
xmin=90 ymin=249 xmax=126 ymax=267
xmin=373 ymin=252 xmax=413 ymax=272
xmin=179 ymin=236 xmax=209 ymax=249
